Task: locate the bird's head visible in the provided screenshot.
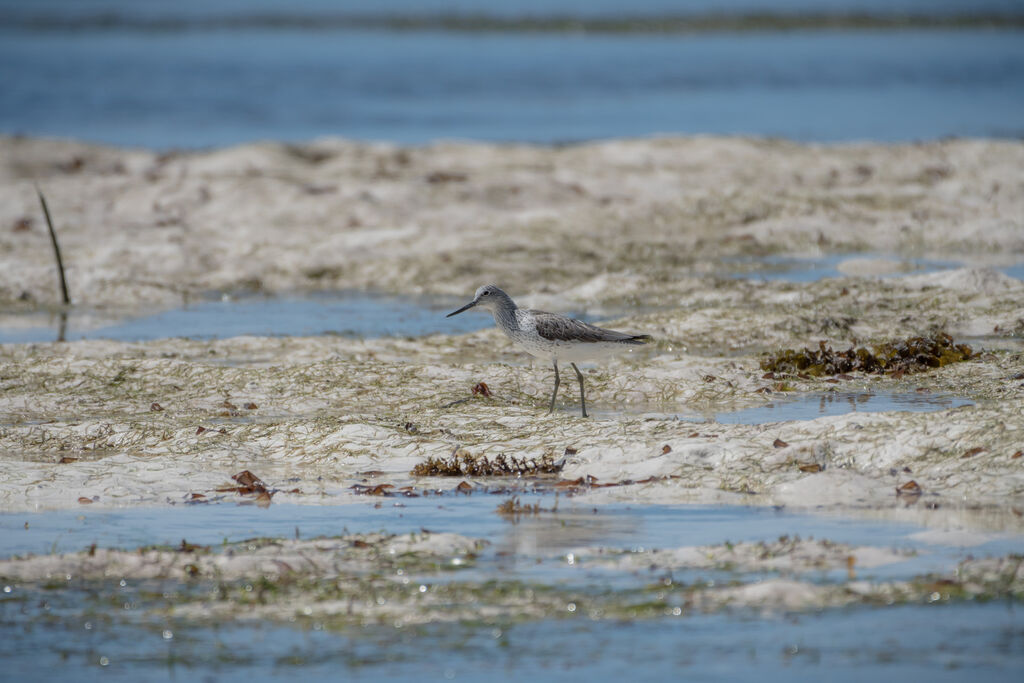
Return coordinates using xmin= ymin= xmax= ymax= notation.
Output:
xmin=446 ymin=284 xmax=506 ymax=317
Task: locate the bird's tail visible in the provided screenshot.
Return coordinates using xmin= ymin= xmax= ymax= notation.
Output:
xmin=624 ymin=334 xmax=652 ymax=345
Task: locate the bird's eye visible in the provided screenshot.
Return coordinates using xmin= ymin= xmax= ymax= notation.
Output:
xmin=481 ymin=291 xmax=489 ymax=296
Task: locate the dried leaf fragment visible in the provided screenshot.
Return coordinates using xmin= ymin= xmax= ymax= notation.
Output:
xmin=472 ymin=382 xmax=492 ymax=397
xmin=77 ymin=497 xmax=93 ymax=504
xmin=349 ymin=483 xmax=395 ymax=496
xmin=58 ymin=456 xmax=78 ymax=464
xmin=455 ymin=481 xmax=473 ymax=494
xmin=150 ymin=402 xmax=163 ymax=412
xmin=232 ymin=470 xmax=266 ymax=490
xmin=962 ymin=447 xmax=986 ymax=458
xmin=773 ymin=438 xmax=789 ymax=448
xmin=896 ymin=480 xmax=922 ymax=496
xmin=798 ymin=463 xmax=822 ymax=473
xmin=661 ymin=444 xmax=672 ymax=454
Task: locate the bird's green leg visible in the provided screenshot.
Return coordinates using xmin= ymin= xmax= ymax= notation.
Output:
xmin=571 ymin=362 xmax=588 ymax=418
xmin=548 ymin=360 xmax=560 ymax=414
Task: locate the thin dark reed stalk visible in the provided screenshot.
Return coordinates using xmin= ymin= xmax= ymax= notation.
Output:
xmin=36 ymin=187 xmax=70 ymax=306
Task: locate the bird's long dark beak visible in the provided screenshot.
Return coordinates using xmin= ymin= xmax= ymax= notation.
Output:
xmin=446 ymin=300 xmax=477 ymax=318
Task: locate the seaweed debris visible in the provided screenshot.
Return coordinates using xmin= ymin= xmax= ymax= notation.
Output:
xmin=214 ymin=470 xmax=277 ymax=506
xmin=495 ymin=496 xmax=554 ymax=521
xmin=761 ymin=332 xmax=972 ymax=377
xmin=411 ymin=451 xmax=563 ymax=477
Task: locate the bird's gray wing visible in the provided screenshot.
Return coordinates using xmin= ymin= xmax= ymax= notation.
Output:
xmin=530 ymin=311 xmax=647 ymax=344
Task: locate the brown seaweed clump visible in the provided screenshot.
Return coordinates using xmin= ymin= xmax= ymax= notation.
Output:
xmin=412 ymin=451 xmax=563 ymax=477
xmin=761 ymin=332 xmax=973 ymax=377
xmin=495 ymin=496 xmax=548 ymax=520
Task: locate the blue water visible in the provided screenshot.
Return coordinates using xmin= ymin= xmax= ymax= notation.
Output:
xmin=1 ymin=1 xmax=1023 ymax=147
xmin=0 ymin=292 xmax=496 ymax=344
xmin=713 ymin=390 xmax=973 ymax=423
xmin=3 ymin=500 xmax=1023 ymax=681
xmin=591 ymin=390 xmax=973 ymax=423
xmin=0 ymin=292 xmax=616 ymax=344
xmin=2 ymin=601 xmax=1020 ymax=682
xmin=728 ymin=254 xmax=1024 ymax=283
xmin=3 ymin=500 xmax=1019 ymax=579
xmin=0 ymin=501 xmax=903 ymax=559
xmin=7 ymin=0 xmax=1023 ymax=22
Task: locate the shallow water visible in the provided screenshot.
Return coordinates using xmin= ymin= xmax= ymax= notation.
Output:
xmin=2 ymin=499 xmax=1023 ymax=681
xmin=0 ymin=291 xmax=619 ymax=344
xmin=2 ymin=601 xmax=1021 ymax=682
xmin=597 ymin=390 xmax=973 ymax=424
xmin=726 ymin=254 xmax=1023 ymax=283
xmin=0 ymin=292 xmax=494 ymax=344
xmin=3 ymin=499 xmax=1017 ymax=580
xmin=714 ymin=390 xmax=972 ymax=423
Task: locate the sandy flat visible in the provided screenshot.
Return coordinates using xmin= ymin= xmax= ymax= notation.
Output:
xmin=0 ymin=135 xmax=1021 ymax=532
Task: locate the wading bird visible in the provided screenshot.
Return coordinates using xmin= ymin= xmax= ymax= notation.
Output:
xmin=447 ymin=285 xmax=650 ymax=417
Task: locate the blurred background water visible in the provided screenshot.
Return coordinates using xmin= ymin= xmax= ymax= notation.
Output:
xmin=1 ymin=0 xmax=1023 ymax=148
